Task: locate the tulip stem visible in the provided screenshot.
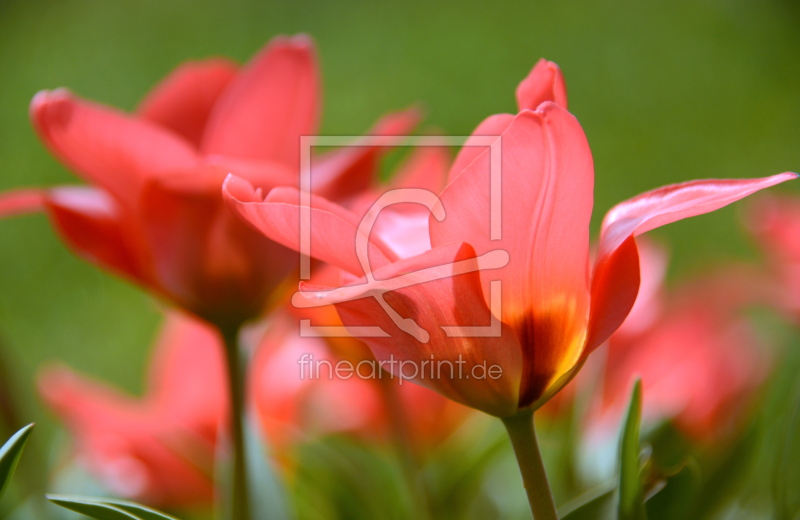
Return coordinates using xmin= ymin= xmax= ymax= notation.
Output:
xmin=502 ymin=410 xmax=559 ymax=520
xmin=221 ymin=326 xmax=251 ymax=520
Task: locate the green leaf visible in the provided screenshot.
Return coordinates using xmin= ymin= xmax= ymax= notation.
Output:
xmin=47 ymin=495 xmax=179 ymax=520
xmin=560 ymin=483 xmax=616 ymax=520
xmin=645 ymin=460 xmax=700 ymax=520
xmin=618 ymin=379 xmax=647 ymax=520
xmin=0 ymin=423 xmax=34 ymax=501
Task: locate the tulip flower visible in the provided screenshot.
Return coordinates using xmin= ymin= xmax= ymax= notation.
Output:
xmin=0 ymin=35 xmax=420 ymax=519
xmin=0 ymin=36 xmax=417 ymax=329
xmin=595 ymin=278 xmax=770 ymax=443
xmin=38 ymin=313 xmax=224 ymax=508
xmin=746 ymin=195 xmax=800 ymax=320
xmin=557 ymin=241 xmax=770 ymax=443
xmin=225 ymin=57 xmax=795 ymax=518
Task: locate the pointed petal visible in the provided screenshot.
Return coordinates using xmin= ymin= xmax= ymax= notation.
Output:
xmin=0 ymin=189 xmax=46 ymax=217
xmin=586 ymin=173 xmax=797 ymax=353
xmin=137 ymin=59 xmax=238 ymax=147
xmin=329 ymin=243 xmax=524 ymax=417
xmin=31 ymin=90 xmax=200 ymax=206
xmin=202 ymin=35 xmax=320 ymax=166
xmin=223 ymin=176 xmax=395 ymax=277
xmin=44 ymin=187 xmax=147 ymax=284
xmin=515 ymin=59 xmax=568 ymax=111
xmin=599 ymin=173 xmax=798 ymax=259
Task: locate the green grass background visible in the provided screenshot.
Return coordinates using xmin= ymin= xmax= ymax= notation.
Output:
xmin=0 ymin=0 xmax=798 ymax=454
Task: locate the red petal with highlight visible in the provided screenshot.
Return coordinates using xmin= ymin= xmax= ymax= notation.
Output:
xmin=202 ymin=35 xmax=320 ymax=167
xmin=138 ymin=59 xmax=238 ymax=147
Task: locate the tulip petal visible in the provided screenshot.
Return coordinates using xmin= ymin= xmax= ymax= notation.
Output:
xmin=430 ymin=105 xmax=593 ymax=404
xmin=137 ymin=59 xmax=238 ymax=147
xmin=202 ymin=35 xmax=319 ymax=166
xmin=447 ymin=113 xmax=513 ymax=184
xmin=0 ymin=189 xmax=46 ymax=217
xmin=223 ymin=177 xmax=395 ymax=277
xmin=515 ymin=59 xmax=568 ymax=111
xmin=586 ymin=173 xmax=797 ymax=353
xmin=44 ymin=187 xmax=146 ymax=283
xmin=138 ymin=178 xmax=295 ymax=322
xmin=584 ymin=236 xmax=641 ymax=354
xmin=31 ymin=90 xmax=200 ymax=206
xmin=328 ymin=243 xmax=524 ymax=417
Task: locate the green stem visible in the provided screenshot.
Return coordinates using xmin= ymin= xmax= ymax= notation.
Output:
xmin=502 ymin=410 xmax=559 ymax=520
xmin=377 ymin=375 xmax=431 ymax=519
xmin=221 ymin=327 xmax=251 ymax=520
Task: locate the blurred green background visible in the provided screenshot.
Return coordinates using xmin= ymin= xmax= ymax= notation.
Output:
xmin=0 ymin=0 xmax=799 ymax=495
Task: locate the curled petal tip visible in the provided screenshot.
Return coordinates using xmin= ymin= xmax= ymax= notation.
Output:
xmin=221 ymin=174 xmax=261 ymax=203
xmin=269 ymin=33 xmax=316 ymax=54
xmin=30 ymin=88 xmax=75 ymax=128
xmin=289 ymin=33 xmax=315 ymax=49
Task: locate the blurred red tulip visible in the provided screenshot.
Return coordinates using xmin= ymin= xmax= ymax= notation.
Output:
xmin=598 ymin=287 xmax=769 ymax=441
xmin=224 ymin=59 xmax=795 ymax=418
xmin=38 ymin=313 xmax=224 ymax=507
xmin=746 ymin=194 xmax=800 ymax=320
xmin=0 ymin=35 xmax=417 ymax=328
xmin=39 ymin=308 xmax=465 ymax=507
xmin=578 ymin=242 xmax=771 ymax=441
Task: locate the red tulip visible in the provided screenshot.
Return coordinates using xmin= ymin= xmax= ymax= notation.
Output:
xmin=597 ymin=279 xmax=769 ymax=441
xmin=0 ymin=35 xmax=417 ymax=328
xmin=746 ymin=194 xmax=800 ymax=319
xmin=38 ymin=313 xmax=224 ymax=507
xmin=40 ymin=310 xmax=415 ymax=508
xmin=224 ymin=58 xmax=795 ymax=419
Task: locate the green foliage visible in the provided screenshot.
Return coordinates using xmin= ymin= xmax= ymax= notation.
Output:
xmin=618 ymin=379 xmax=646 ymax=520
xmin=645 ymin=460 xmax=700 ymax=520
xmin=775 ymin=383 xmax=800 ymax=520
xmin=47 ymin=495 xmax=180 ymax=520
xmin=0 ymin=423 xmax=33 ymax=502
xmin=560 ymin=484 xmax=615 ymax=520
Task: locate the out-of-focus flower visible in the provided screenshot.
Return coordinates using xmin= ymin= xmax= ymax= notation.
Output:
xmin=746 ymin=194 xmax=800 ymax=319
xmin=224 ymin=58 xmax=795 ymax=418
xmin=39 ymin=313 xmax=224 ymax=507
xmin=39 ymin=308 xmax=463 ymax=507
xmin=599 ymin=288 xmax=769 ymax=441
xmin=0 ymin=35 xmax=417 ymax=328
xmin=586 ymin=241 xmax=770 ymax=441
